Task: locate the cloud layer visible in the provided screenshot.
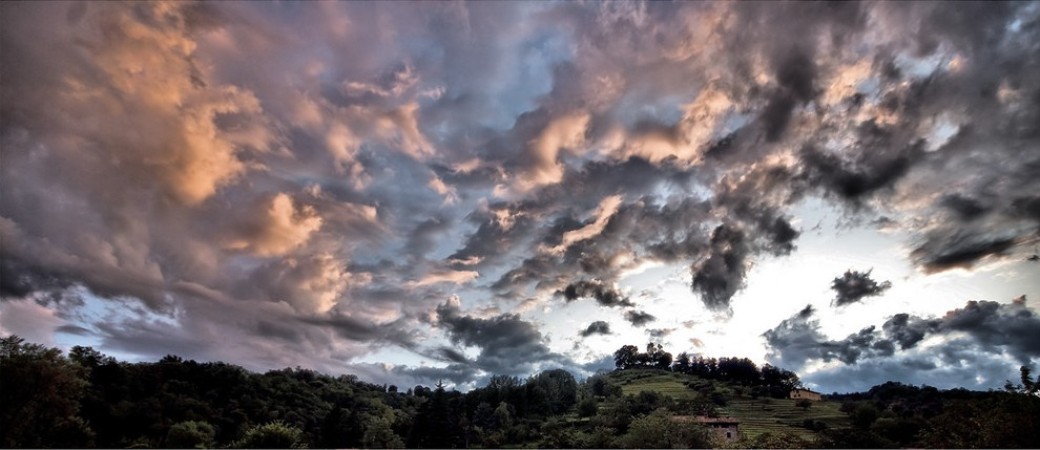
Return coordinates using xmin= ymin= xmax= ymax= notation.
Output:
xmin=2 ymin=1 xmax=1038 ymax=390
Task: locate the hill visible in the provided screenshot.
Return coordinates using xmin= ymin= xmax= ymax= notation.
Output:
xmin=605 ymin=368 xmax=849 ymax=441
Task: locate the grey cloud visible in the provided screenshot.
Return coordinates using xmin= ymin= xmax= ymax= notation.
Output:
xmin=624 ymin=310 xmax=656 ymax=327
xmin=646 ymin=328 xmax=674 ymax=339
xmin=391 ymin=363 xmax=483 ymax=388
xmin=831 ymin=269 xmax=893 ymax=306
xmin=435 ymin=299 xmax=569 ymax=376
xmin=579 ymin=321 xmax=612 ymax=338
xmin=559 ymin=280 xmax=634 ymax=308
xmin=911 ymin=234 xmax=1017 ymax=274
xmin=882 ymin=313 xmax=940 ymax=350
xmin=939 ymin=299 xmax=1040 ymax=364
xmin=940 ymin=194 xmax=992 ymax=221
xmin=55 ymin=324 xmax=92 ymax=336
xmin=762 ymin=305 xmax=883 ymax=368
xmin=690 ymin=224 xmax=750 ymax=312
xmin=765 ymin=299 xmax=1040 ymax=387
xmin=799 ymin=136 xmax=923 ymax=204
xmin=435 ymin=347 xmax=471 ymax=365
xmin=761 ymin=49 xmax=818 ymax=142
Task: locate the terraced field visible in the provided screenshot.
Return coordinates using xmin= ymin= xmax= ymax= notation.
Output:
xmin=718 ymin=398 xmax=848 ymax=440
xmin=608 ymin=369 xmax=851 ymax=441
xmin=615 ymin=371 xmax=697 ymax=399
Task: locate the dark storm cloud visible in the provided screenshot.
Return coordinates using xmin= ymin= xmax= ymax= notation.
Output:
xmin=299 ymin=313 xmax=416 ymax=349
xmin=830 ymin=269 xmax=893 ymax=306
xmin=435 ymin=299 xmax=568 ymax=376
xmin=391 ymin=363 xmax=482 ymax=387
xmin=559 ymin=280 xmax=634 ymax=308
xmin=882 ymin=313 xmax=940 ymax=350
xmin=690 ymin=224 xmax=750 ymax=312
xmin=0 ymin=260 xmax=75 ymax=301
xmin=911 ymin=234 xmax=1017 ymax=273
xmin=579 ymin=321 xmax=612 ymax=338
xmin=938 ymin=299 xmax=1040 ymax=364
xmin=55 ymin=324 xmax=92 ymax=336
xmin=435 ymin=347 xmax=471 ymax=365
xmin=765 ymin=298 xmax=1040 ymax=391
xmin=624 ymin=310 xmax=657 ymax=327
xmin=761 ymin=50 xmax=817 ymax=142
xmin=762 ymin=305 xmax=885 ymax=368
xmin=798 ymin=136 xmax=923 ymax=205
xmin=939 ymin=194 xmax=991 ymax=221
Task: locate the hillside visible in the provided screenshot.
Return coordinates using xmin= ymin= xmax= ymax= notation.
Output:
xmin=605 ymin=368 xmax=849 ymax=441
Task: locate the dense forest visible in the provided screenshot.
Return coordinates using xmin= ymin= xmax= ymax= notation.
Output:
xmin=2 ymin=335 xmax=1038 ymax=448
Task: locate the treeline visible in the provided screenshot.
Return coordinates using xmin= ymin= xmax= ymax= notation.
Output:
xmin=0 ymin=336 xmax=713 ymax=448
xmin=614 ymin=343 xmax=801 ymax=398
xmin=818 ymin=380 xmax=1040 ymax=448
xmin=3 ymin=336 xmax=1039 ymax=449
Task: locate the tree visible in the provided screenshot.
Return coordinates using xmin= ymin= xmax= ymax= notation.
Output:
xmin=674 ymin=352 xmax=691 ymax=373
xmin=622 ymin=408 xmax=709 ymax=449
xmin=0 ymin=336 xmax=94 ymax=448
xmin=234 ymin=422 xmax=307 ymax=449
xmin=165 ymin=420 xmax=215 ymax=449
xmin=361 ymin=417 xmax=404 ymax=449
xmin=614 ymin=345 xmax=640 ymax=370
xmin=795 ymin=398 xmax=813 ymax=411
xmin=751 ymin=431 xmax=814 ymax=449
xmin=577 ymin=396 xmax=599 ymax=418
xmin=654 ymin=350 xmax=673 ymax=370
xmin=1004 ymin=365 xmax=1040 ymax=397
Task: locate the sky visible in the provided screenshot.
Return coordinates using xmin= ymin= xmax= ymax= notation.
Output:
xmin=1 ymin=1 xmax=1039 ymax=393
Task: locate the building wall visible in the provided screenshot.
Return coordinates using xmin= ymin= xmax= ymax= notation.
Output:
xmin=706 ymin=424 xmax=741 ymax=442
xmin=790 ymin=389 xmax=822 ymax=400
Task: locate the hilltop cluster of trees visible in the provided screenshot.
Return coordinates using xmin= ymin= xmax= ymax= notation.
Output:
xmin=614 ymin=343 xmax=801 ymax=398
xmin=3 ymin=336 xmax=1038 ymax=449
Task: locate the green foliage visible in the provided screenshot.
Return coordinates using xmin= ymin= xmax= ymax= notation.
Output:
xmin=849 ymin=403 xmax=879 ymax=429
xmin=0 ymin=336 xmax=94 ymax=448
xmin=234 ymin=421 xmax=307 ymax=449
xmin=577 ymin=396 xmax=599 ymax=418
xmin=795 ymin=398 xmax=812 ymax=410
xmin=748 ymin=431 xmax=814 ymax=449
xmin=361 ymin=417 xmax=404 ymax=449
xmin=621 ymin=408 xmax=709 ymax=449
xmin=165 ymin=420 xmax=215 ymax=449
xmin=918 ymin=394 xmax=1040 ymax=448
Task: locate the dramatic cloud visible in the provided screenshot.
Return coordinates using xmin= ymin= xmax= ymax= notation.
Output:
xmin=2 ymin=1 xmax=1038 ymax=391
xmin=624 ymin=310 xmax=657 ymax=327
xmin=830 ymin=269 xmax=893 ymax=306
xmin=434 ymin=297 xmax=568 ymax=376
xmin=764 ymin=298 xmax=1040 ymax=390
xmin=558 ymin=280 xmax=634 ymax=308
xmin=690 ymin=224 xmax=750 ymax=312
xmin=579 ymin=321 xmax=612 ymax=338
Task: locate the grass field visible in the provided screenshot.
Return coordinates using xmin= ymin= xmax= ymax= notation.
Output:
xmin=608 ymin=369 xmax=851 ymax=441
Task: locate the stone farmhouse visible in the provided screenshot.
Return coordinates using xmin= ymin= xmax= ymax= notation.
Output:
xmin=789 ymin=388 xmax=822 ymax=401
